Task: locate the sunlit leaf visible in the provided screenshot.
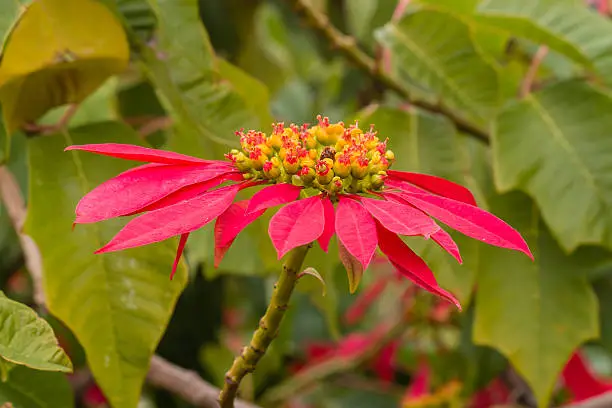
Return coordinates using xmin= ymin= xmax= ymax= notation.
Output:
xmin=474 ymin=192 xmax=598 ymax=408
xmin=0 ymin=0 xmax=129 ymax=132
xmin=493 ymin=81 xmax=612 ymax=251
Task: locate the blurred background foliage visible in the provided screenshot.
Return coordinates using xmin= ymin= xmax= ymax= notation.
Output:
xmin=2 ymin=0 xmax=612 ymax=407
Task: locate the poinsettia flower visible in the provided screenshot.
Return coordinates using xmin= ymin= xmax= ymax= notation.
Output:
xmin=66 ymin=115 xmax=532 ymax=307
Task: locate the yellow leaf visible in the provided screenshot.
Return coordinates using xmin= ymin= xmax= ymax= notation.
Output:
xmin=0 ymin=0 xmax=129 ymax=132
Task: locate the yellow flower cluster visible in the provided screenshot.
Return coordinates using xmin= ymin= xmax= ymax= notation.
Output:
xmin=225 ymin=115 xmax=395 ymax=195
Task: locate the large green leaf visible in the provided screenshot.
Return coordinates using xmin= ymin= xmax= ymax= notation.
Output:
xmin=473 ymin=192 xmax=598 ymax=408
xmin=375 ymin=9 xmax=500 ymax=124
xmin=493 ymin=81 xmax=612 ymax=252
xmin=477 ymin=0 xmax=612 ymax=84
xmin=140 ymin=0 xmax=271 ymax=158
xmin=0 ymin=293 xmax=71 ymax=373
xmin=0 ymin=366 xmax=73 ymax=408
xmin=24 ymin=122 xmax=188 ymax=408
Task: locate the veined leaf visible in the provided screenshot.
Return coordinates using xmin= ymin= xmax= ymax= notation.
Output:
xmin=493 ymin=81 xmax=612 ymax=251
xmin=0 ymin=366 xmax=73 ymax=408
xmin=0 ymin=0 xmax=129 ymax=133
xmin=0 ymin=293 xmax=71 ymax=373
xmin=477 ymin=0 xmax=612 ymax=84
xmin=375 ymin=9 xmax=500 ymax=124
xmin=474 ymin=192 xmax=598 ymax=408
xmin=24 ymin=122 xmax=187 ymax=408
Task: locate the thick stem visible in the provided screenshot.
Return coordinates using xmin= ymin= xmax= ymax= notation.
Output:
xmin=219 ymin=245 xmax=311 ymax=408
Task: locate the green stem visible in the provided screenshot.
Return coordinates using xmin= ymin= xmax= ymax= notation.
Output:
xmin=219 ymin=244 xmax=311 ymax=408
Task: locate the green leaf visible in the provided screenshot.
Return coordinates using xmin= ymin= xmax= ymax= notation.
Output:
xmin=24 ymin=122 xmax=188 ymax=408
xmin=298 ymin=267 xmax=326 ymax=297
xmin=0 ymin=293 xmax=71 ymax=373
xmin=477 ymin=0 xmax=612 ymax=84
xmin=0 ymin=366 xmax=74 ymax=408
xmin=375 ymin=9 xmax=500 ymax=124
xmin=473 ymin=192 xmax=598 ymax=408
xmin=0 ymin=0 xmax=129 ymax=132
xmin=140 ymin=0 xmax=270 ymax=158
xmin=493 ymin=81 xmax=612 ymax=252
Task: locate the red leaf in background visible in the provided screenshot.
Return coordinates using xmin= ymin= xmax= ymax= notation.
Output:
xmin=376 ymin=222 xmax=461 ymax=309
xmin=83 ymin=383 xmax=108 ymax=407
xmin=96 ymin=184 xmax=240 ymax=253
xmin=404 ymin=360 xmax=431 ymax=401
xmin=246 ymin=183 xmax=302 ymax=214
xmin=65 ymin=143 xmax=217 ymax=165
xmin=335 ymin=197 xmax=377 ymax=270
xmin=170 ymin=233 xmax=189 ymax=280
xmin=361 ymin=196 xmax=439 ymax=237
xmin=214 ymin=200 xmax=265 ymax=267
xmin=430 ymin=229 xmax=463 ymax=264
xmin=562 ymin=351 xmax=612 ymax=402
xmin=388 ymin=191 xmax=533 ymax=259
xmin=75 ymin=164 xmax=234 ymax=223
xmin=344 ymin=278 xmax=390 ymax=325
xmin=469 ymin=378 xmax=511 ymax=408
xmin=268 ymin=196 xmax=325 ymax=258
xmin=317 ymin=196 xmax=335 ymax=252
xmin=387 ymin=170 xmax=477 ymax=205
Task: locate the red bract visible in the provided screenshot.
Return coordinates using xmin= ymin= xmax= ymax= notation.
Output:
xmin=67 ymin=116 xmax=532 ymax=307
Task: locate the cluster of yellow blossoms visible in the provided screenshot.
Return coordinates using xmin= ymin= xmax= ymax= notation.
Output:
xmin=226 ymin=116 xmax=395 ymax=196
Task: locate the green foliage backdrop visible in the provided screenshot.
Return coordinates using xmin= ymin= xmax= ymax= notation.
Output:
xmin=1 ymin=0 xmax=612 ymax=407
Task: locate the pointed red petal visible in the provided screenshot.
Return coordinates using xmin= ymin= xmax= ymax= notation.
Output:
xmin=96 ymin=185 xmax=239 ymax=253
xmin=75 ymin=163 xmax=235 ymax=223
xmin=335 ymin=196 xmax=377 ymax=270
xmin=131 ymin=172 xmax=242 ymax=214
xmin=214 ymin=200 xmax=265 ymax=267
xmin=268 ymin=196 xmax=325 ymax=259
xmin=389 ymin=191 xmax=533 ymax=259
xmin=387 ymin=170 xmax=477 ymax=206
xmin=170 ymin=233 xmax=189 ymax=280
xmin=431 ymin=229 xmax=463 ymax=264
xmin=317 ymin=196 xmax=335 ymax=252
xmin=376 ymin=222 xmax=461 ymax=309
xmin=360 ymin=196 xmax=440 ymax=237
xmin=246 ymin=183 xmax=302 ymax=214
xmin=65 ymin=143 xmax=221 ymax=165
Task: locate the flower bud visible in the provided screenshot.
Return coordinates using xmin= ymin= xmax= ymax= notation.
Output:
xmin=316 ymin=158 xmax=334 ymax=184
xmin=298 ymin=166 xmax=315 ymax=184
xmin=351 ymin=157 xmax=369 ymax=179
xmin=263 ymin=160 xmax=280 ymax=179
xmin=371 ymin=171 xmax=386 ymax=189
xmin=385 ymin=150 xmax=395 ymax=162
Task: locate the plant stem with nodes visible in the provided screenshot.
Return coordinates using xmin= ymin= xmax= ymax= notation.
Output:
xmin=286 ymin=0 xmax=490 ymax=143
xmin=219 ymin=244 xmax=312 ymax=408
